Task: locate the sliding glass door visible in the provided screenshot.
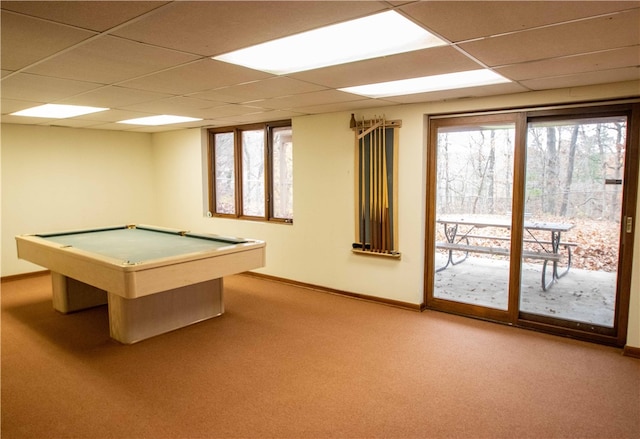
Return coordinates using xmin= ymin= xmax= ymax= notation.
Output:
xmin=430 ymin=115 xmax=517 ymax=318
xmin=426 ymin=104 xmax=638 ymax=345
xmin=520 ymin=114 xmax=629 ymax=334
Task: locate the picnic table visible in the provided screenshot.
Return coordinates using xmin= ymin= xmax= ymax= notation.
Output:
xmin=436 ymin=216 xmax=575 ymax=291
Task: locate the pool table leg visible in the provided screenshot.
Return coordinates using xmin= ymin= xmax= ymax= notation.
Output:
xmin=107 ymin=278 xmax=224 ymax=344
xmin=51 ymin=272 xmax=108 ymax=313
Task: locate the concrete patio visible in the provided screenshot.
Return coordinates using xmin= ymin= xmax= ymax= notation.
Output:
xmin=433 ymin=255 xmax=616 ymax=327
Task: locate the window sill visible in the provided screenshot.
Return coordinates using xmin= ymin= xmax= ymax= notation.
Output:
xmin=351 ymin=249 xmax=401 ymax=259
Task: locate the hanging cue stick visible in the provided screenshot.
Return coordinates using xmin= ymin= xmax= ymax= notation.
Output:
xmin=379 ymin=116 xmax=384 ymax=252
xmin=373 ymin=116 xmax=381 ymax=252
xmin=374 ymin=119 xmax=382 ymax=252
xmin=379 ymin=120 xmax=387 ymax=252
xmin=375 ymin=118 xmax=382 ymax=252
xmin=368 ymin=116 xmax=375 ymax=251
xmin=370 ymin=116 xmax=377 ymax=251
xmin=380 ymin=118 xmax=387 ymax=253
xmin=381 ymin=118 xmax=391 ymax=252
xmin=360 ymin=117 xmax=367 ymax=250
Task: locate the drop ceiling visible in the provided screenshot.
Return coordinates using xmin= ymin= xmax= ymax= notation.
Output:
xmin=1 ymin=1 xmax=639 ymax=132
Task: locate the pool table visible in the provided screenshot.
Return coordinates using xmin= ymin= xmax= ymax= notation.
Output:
xmin=15 ymin=224 xmax=266 ymax=344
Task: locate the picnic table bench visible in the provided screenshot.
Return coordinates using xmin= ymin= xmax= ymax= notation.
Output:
xmin=436 ymin=216 xmax=576 ymax=291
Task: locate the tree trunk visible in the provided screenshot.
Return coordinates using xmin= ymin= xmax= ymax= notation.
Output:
xmin=610 ymin=123 xmax=624 ymax=220
xmin=559 ymin=125 xmax=579 ymax=216
xmin=544 ymin=127 xmax=559 ymax=214
xmin=488 ymin=130 xmax=496 ymax=214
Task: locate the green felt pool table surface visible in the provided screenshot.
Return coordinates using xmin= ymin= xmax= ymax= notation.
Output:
xmin=39 ymin=225 xmax=247 ymax=265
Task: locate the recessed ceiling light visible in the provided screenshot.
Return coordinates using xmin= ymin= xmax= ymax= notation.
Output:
xmin=117 ymin=115 xmax=202 ymax=126
xmin=339 ymin=69 xmax=511 ymax=98
xmin=10 ymin=104 xmax=108 ymax=118
xmin=213 ymin=11 xmax=446 ymax=75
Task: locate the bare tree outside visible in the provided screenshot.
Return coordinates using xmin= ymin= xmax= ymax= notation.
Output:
xmin=272 ymin=127 xmax=293 ymax=220
xmin=242 ymin=129 xmax=265 ymax=217
xmin=436 ymin=117 xmax=626 ymax=272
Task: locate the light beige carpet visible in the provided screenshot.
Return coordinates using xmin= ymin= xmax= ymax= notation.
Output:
xmin=2 ymin=273 xmax=639 ymax=438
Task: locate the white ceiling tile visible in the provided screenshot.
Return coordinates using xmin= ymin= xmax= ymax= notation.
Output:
xmin=88 ymin=119 xmax=210 ymax=133
xmin=196 ymin=104 xmax=269 ymax=119
xmin=1 ymin=1 xmax=170 ymax=32
xmin=112 ymin=1 xmax=387 ymax=56
xmin=25 ymin=36 xmax=199 ymax=84
xmin=118 ymin=59 xmax=273 ymax=95
xmin=121 ymin=96 xmax=225 ymax=115
xmin=1 ymin=10 xmax=96 ymax=70
xmin=214 ymin=110 xmax=308 ymax=125
xmin=1 ymin=114 xmax=56 ymax=125
xmin=459 ymin=9 xmax=640 ymax=67
xmin=191 ymin=77 xmax=328 ymax=104
xmin=382 ymin=82 xmax=530 ymax=104
xmin=0 ymin=73 xmax=103 ymax=102
xmin=292 ymin=99 xmax=397 ymax=114
xmin=125 ymin=124 xmax=203 ymax=133
xmin=56 ymin=86 xmax=173 ymax=108
xmin=2 ymin=1 xmax=639 ymax=132
xmin=497 ymin=46 xmax=640 ymax=81
xmin=84 ymin=122 xmax=149 ymax=131
xmin=401 ymin=1 xmax=640 ymax=43
xmin=257 ymin=89 xmax=363 ymax=110
xmin=520 ymin=67 xmax=640 ymax=90
xmin=289 ymin=46 xmax=483 ymax=88
xmin=75 ymin=109 xmax=159 ymax=123
xmin=39 ymin=118 xmax=110 ymax=129
xmin=1 ymin=98 xmax=45 ymax=115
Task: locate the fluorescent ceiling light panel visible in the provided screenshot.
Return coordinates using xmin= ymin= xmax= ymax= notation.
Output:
xmin=10 ymin=104 xmax=108 ymax=118
xmin=117 ymin=115 xmax=202 ymax=126
xmin=339 ymin=69 xmax=511 ymax=98
xmin=213 ymin=11 xmax=446 ymax=74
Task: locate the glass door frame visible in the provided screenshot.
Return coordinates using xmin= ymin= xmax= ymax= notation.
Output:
xmin=424 ymin=102 xmax=639 ymax=347
xmin=425 ymin=112 xmax=523 ymax=325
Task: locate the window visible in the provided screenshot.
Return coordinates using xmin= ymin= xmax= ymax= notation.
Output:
xmin=352 ymin=116 xmax=401 ymax=257
xmin=208 ymin=121 xmax=293 ymax=222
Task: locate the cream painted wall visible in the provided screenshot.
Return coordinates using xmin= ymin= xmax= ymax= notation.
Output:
xmin=149 ymin=81 xmax=640 ymax=347
xmin=152 ymin=113 xmax=427 ymax=304
xmin=1 ymin=124 xmax=155 ymax=275
xmin=1 ymin=81 xmax=638 ymax=347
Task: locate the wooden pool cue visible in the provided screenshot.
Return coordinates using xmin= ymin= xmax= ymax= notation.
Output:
xmin=367 ymin=120 xmax=374 ymax=251
xmin=374 ymin=118 xmax=381 ymax=252
xmin=371 ymin=119 xmax=377 ymax=251
xmin=375 ymin=119 xmax=380 ymax=252
xmin=381 ymin=122 xmax=390 ymax=252
xmin=360 ymin=118 xmax=367 ymax=250
xmin=376 ymin=118 xmax=383 ymax=251
xmin=376 ymin=118 xmax=384 ymax=252
xmin=380 ymin=121 xmax=386 ymax=252
xmin=379 ymin=120 xmax=384 ymax=252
